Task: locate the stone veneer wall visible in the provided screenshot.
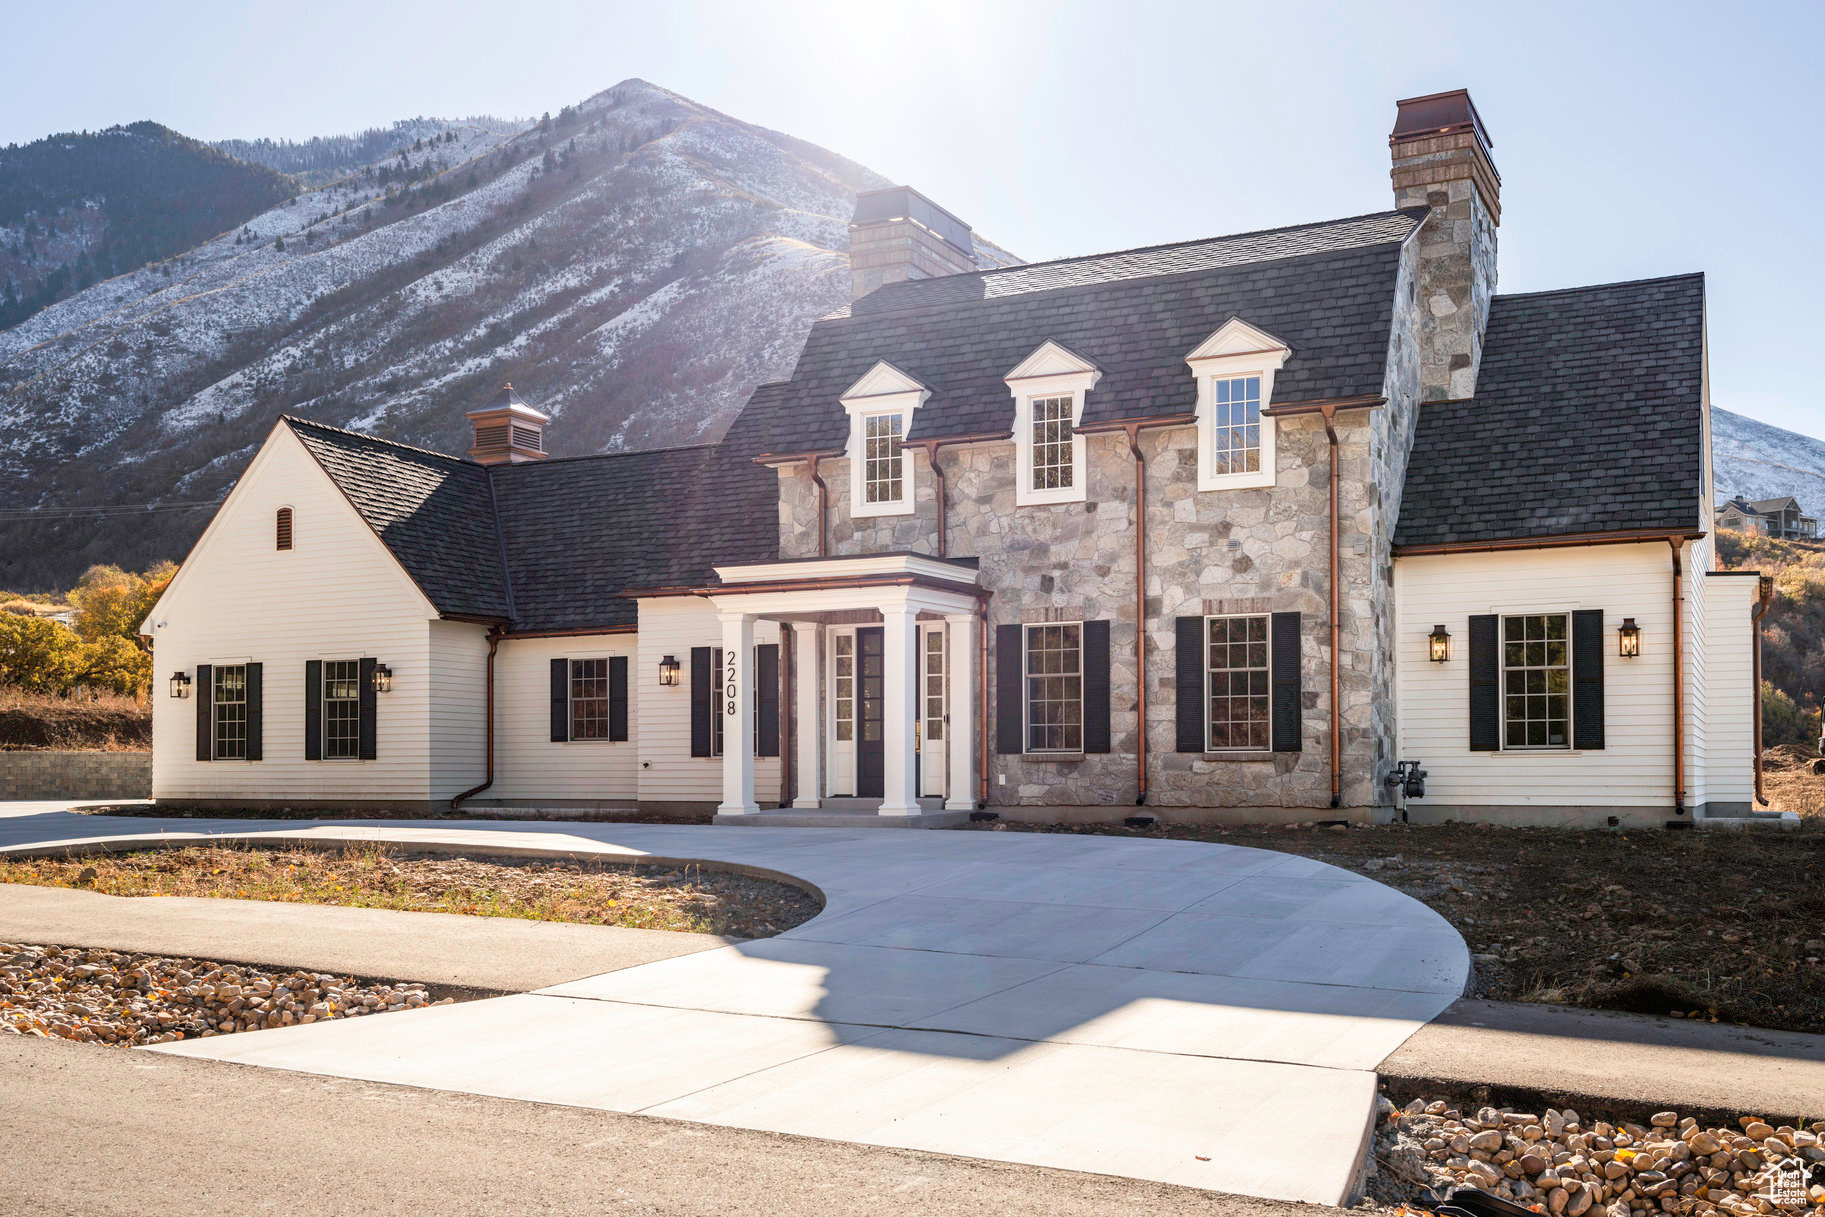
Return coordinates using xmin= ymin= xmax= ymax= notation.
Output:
xmin=0 ymin=750 xmax=151 ymax=800
xmin=776 ymin=370 xmax=1415 ymax=812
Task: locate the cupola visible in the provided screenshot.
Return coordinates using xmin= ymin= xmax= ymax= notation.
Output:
xmin=467 ymin=384 xmax=549 ymax=465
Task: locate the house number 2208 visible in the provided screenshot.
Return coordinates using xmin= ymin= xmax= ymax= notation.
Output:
xmin=724 ymin=654 xmax=738 ymax=714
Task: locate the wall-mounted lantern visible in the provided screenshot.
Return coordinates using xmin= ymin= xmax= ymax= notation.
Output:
xmin=371 ymin=662 xmax=394 ymax=694
xmin=658 ymin=655 xmax=681 ymax=687
xmin=1617 ymin=618 xmax=1641 ymax=658
xmin=169 ymin=671 xmax=192 ymax=699
xmin=1428 ymin=624 xmax=1451 ymax=663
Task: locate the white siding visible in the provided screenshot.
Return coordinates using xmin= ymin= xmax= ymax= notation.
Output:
xmin=1395 ymin=543 xmax=1680 ymax=822
xmin=1683 ymin=538 xmax=1711 ymax=805
xmin=1701 ymin=573 xmax=1758 ymax=809
xmin=428 ymin=619 xmax=490 ymax=800
xmin=147 ymin=425 xmax=438 ymax=804
xmin=490 ymin=633 xmax=639 ymax=803
xmin=635 ymin=598 xmax=783 ymax=804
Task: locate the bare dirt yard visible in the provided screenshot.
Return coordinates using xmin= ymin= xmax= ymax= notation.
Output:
xmin=969 ymin=814 xmax=1825 ymax=1037
xmin=0 ymin=843 xmax=821 ymax=939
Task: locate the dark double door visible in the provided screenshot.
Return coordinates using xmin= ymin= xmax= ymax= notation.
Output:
xmin=856 ymin=626 xmax=884 ymax=798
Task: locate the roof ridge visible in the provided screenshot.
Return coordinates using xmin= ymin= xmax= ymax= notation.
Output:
xmin=283 ymin=415 xmax=477 ymax=468
xmin=1494 ymin=271 xmax=1704 ymax=303
xmin=490 ymin=439 xmax=720 ymax=469
xmin=854 ymin=207 xmax=1423 ymax=302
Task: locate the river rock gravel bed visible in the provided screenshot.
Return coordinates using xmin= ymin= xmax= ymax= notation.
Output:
xmin=1372 ymin=1097 xmax=1825 ymax=1215
xmin=0 ymin=941 xmax=453 ymax=1046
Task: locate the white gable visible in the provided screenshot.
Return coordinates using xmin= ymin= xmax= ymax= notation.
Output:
xmin=1004 ymin=339 xmax=1100 ymax=382
xmin=840 ymin=360 xmax=929 ymax=403
xmin=1185 ymin=317 xmax=1291 ymax=364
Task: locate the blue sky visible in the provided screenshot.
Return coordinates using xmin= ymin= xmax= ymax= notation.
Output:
xmin=8 ymin=0 xmax=1822 ymax=438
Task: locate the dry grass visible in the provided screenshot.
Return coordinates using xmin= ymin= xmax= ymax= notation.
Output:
xmin=0 ymin=687 xmax=148 ymax=751
xmin=0 ymin=843 xmax=820 ymax=938
xmin=1762 ymin=744 xmax=1825 ymax=817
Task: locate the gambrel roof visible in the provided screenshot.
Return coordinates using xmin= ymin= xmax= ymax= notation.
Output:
xmin=1394 ymin=274 xmax=1707 ymax=549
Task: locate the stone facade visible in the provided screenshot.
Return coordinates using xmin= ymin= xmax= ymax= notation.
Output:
xmin=1391 ymin=131 xmax=1499 ymax=401
xmin=0 ymin=750 xmax=151 ymax=800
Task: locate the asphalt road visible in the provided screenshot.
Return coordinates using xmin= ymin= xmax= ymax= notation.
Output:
xmin=2 ymin=1035 xmax=1336 ymax=1217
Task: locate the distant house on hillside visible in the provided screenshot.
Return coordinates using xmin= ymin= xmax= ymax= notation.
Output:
xmin=1715 ymin=496 xmax=1817 ymax=540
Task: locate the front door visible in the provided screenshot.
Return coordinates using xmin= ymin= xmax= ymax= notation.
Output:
xmin=856 ymin=626 xmax=884 ymax=798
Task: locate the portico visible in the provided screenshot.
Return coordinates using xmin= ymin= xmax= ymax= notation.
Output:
xmin=700 ymin=554 xmax=984 ymax=825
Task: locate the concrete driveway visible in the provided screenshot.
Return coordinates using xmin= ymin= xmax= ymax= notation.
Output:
xmin=0 ymin=808 xmax=1468 ymax=1205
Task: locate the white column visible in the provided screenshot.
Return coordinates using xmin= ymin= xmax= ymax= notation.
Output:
xmin=791 ymin=620 xmax=821 ymax=808
xmin=717 ymin=612 xmax=758 ymax=816
xmin=878 ymin=601 xmax=920 ymax=816
xmin=944 ymin=612 xmax=978 ymax=811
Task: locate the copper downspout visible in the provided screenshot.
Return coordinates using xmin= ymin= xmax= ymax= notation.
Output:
xmin=1752 ymin=574 xmax=1773 ymax=806
xmin=806 ymin=453 xmax=830 ymax=559
xmin=1120 ymin=422 xmax=1163 ymax=806
xmin=450 ymin=626 xmax=504 ymax=811
xmin=1670 ymin=539 xmax=1686 ymax=817
xmin=926 ymin=443 xmax=950 ymax=559
xmin=1321 ymin=403 xmax=1343 ymax=810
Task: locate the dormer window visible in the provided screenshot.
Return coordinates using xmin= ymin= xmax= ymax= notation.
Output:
xmin=840 ymin=361 xmax=930 ymax=518
xmin=1185 ymin=318 xmax=1290 ymax=492
xmin=1006 ymin=341 xmax=1101 ymax=507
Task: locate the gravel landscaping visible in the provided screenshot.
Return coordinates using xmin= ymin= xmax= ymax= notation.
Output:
xmin=969 ymin=819 xmax=1825 ymax=1036
xmin=0 ymin=941 xmax=452 ymax=1046
xmin=1372 ymin=1097 xmax=1825 ymax=1216
xmin=0 ymin=843 xmax=821 ymax=939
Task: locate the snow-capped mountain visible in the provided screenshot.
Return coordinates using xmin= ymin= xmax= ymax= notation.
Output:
xmin=0 ymin=80 xmax=1008 ymax=588
xmin=1713 ymin=407 xmax=1825 ymax=514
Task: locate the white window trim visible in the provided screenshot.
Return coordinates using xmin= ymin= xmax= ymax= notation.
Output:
xmin=317 ymin=654 xmax=365 ymax=762
xmin=1006 ymin=341 xmax=1101 ymax=507
xmin=564 ymin=652 xmax=621 ymax=745
xmin=840 ymin=361 xmax=930 ymax=519
xmin=1022 ymin=620 xmax=1085 ymax=755
xmin=1497 ymin=610 xmax=1575 ymax=753
xmin=1186 ymin=318 xmax=1290 ymax=492
xmin=1202 ymin=613 xmax=1274 ymax=754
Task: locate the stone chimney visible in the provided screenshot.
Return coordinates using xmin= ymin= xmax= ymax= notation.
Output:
xmin=848 ymin=186 xmax=979 ymax=300
xmin=1390 ymin=89 xmax=1500 ymax=401
xmin=467 ymin=384 xmax=549 ymax=465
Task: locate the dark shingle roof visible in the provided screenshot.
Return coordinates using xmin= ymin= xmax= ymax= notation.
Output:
xmin=760 ymin=210 xmax=1425 ymax=452
xmin=1393 ymin=274 xmax=1707 ymax=549
xmin=288 ymin=418 xmax=512 ymax=620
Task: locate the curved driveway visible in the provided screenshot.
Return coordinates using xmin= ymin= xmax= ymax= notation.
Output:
xmin=0 ymin=810 xmax=1467 ymax=1206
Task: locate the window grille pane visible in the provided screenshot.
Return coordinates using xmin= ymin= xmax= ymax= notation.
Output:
xmin=834 ymin=634 xmax=854 ymax=742
xmin=569 ymin=657 xmax=610 ymax=741
xmin=863 ymin=414 xmax=903 ymax=504
xmin=1030 ymin=396 xmax=1075 ymax=491
xmin=1211 ymin=376 xmax=1263 ymax=476
xmin=924 ymin=630 xmax=945 ymax=742
xmin=1207 ymin=615 xmax=1271 ymax=751
xmin=1500 ymin=614 xmax=1571 ymax=748
xmin=324 ymin=660 xmax=362 ymax=758
xmin=1024 ymin=624 xmax=1082 ymax=752
xmin=213 ymin=665 xmax=247 ymax=760
xmin=712 ymin=649 xmax=726 ymax=757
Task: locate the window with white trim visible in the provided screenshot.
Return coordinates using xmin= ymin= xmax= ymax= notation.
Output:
xmin=861 ymin=412 xmax=904 ymax=505
xmin=213 ymin=665 xmax=248 ymax=760
xmin=1502 ymin=613 xmax=1570 ymax=749
xmin=1024 ymin=623 xmax=1082 ymax=753
xmin=1186 ymin=318 xmax=1288 ymax=492
xmin=1210 ymin=375 xmax=1264 ymax=478
xmin=1205 ymin=615 xmax=1271 ymax=751
xmin=712 ymin=648 xmax=727 ymax=757
xmin=834 ymin=634 xmax=855 ymax=742
xmin=323 ymin=660 xmax=361 ymax=758
xmin=923 ymin=629 xmax=945 ymax=744
xmin=1029 ymin=396 xmax=1075 ymax=491
xmin=1005 ymin=342 xmax=1098 ymax=508
xmin=569 ymin=658 xmax=610 ymax=742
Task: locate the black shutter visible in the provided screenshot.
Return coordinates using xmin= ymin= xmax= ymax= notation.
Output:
xmin=245 ymin=662 xmax=264 ymax=762
xmin=756 ymin=643 xmax=780 ymax=757
xmin=1082 ymin=620 xmax=1110 ymax=754
xmin=608 ymin=656 xmax=629 ymax=742
xmin=1270 ymin=612 xmax=1303 ymax=753
xmin=550 ymin=658 xmax=569 ymax=743
xmin=690 ymin=646 xmax=713 ymax=757
xmin=1572 ymin=609 xmax=1605 ymax=750
xmin=1175 ymin=616 xmax=1204 ymax=753
xmin=1468 ymin=615 xmax=1499 ymax=751
xmin=995 ymin=624 xmax=1023 ymax=754
xmin=357 ymin=657 xmax=376 ymax=760
xmin=195 ymin=663 xmax=213 ymax=761
xmin=304 ymin=660 xmax=322 ymax=760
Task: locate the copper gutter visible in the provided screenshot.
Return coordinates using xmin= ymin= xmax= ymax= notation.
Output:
xmin=687 ymin=573 xmax=990 ymax=600
xmin=1395 ymin=528 xmax=1706 ymax=557
xmin=502 ymin=624 xmax=637 ymax=639
xmin=1261 ymin=393 xmax=1386 ymax=417
xmin=1752 ymin=574 xmax=1773 ymax=806
xmin=450 ymin=626 xmax=504 ymax=811
xmin=1321 ymin=403 xmax=1343 ymax=809
xmin=1670 ymin=539 xmax=1686 ymax=817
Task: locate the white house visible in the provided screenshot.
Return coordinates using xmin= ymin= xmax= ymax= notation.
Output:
xmin=143 ymin=89 xmax=1773 ymax=828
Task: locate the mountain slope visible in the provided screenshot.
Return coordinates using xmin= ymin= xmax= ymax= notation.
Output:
xmin=213 ymin=116 xmax=532 ymax=188
xmin=0 ymin=81 xmax=970 ymax=589
xmin=1713 ymin=407 xmax=1825 ymax=512
xmin=0 ymin=122 xmax=296 ymax=329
